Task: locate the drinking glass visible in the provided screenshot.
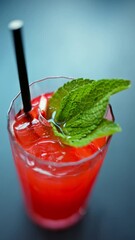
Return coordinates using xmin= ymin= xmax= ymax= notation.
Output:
xmin=7 ymin=77 xmax=114 ymax=230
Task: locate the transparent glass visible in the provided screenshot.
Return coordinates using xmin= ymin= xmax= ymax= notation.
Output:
xmin=7 ymin=77 xmax=114 ymax=230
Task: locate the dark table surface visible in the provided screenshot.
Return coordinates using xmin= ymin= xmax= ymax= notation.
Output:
xmin=0 ymin=0 xmax=135 ymax=239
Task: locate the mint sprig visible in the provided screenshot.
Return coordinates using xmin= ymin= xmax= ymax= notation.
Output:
xmin=48 ymin=78 xmax=131 ymax=147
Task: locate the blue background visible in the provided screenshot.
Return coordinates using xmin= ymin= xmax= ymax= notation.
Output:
xmin=0 ymin=0 xmax=135 ymax=239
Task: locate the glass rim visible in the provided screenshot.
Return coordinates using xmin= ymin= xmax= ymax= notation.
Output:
xmin=7 ymin=76 xmax=114 ymax=168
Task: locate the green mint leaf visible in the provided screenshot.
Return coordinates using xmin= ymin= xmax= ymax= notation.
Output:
xmin=48 ymin=78 xmax=93 ymax=118
xmin=63 ymin=95 xmax=109 ymax=136
xmin=48 ymin=78 xmax=131 ymax=147
xmin=51 ymin=119 xmax=121 ymax=147
xmin=55 ymin=79 xmax=131 ymax=123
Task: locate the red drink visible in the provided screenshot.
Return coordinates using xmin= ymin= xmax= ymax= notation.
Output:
xmin=8 ymin=77 xmax=113 ymax=229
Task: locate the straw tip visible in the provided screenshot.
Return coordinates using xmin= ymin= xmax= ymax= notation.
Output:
xmin=8 ymin=20 xmax=24 ymax=30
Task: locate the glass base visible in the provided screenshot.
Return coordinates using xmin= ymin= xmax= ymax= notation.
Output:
xmin=27 ymin=207 xmax=86 ymax=230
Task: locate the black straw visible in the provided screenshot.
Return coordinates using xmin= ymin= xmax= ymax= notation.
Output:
xmin=9 ymin=20 xmax=31 ymax=113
